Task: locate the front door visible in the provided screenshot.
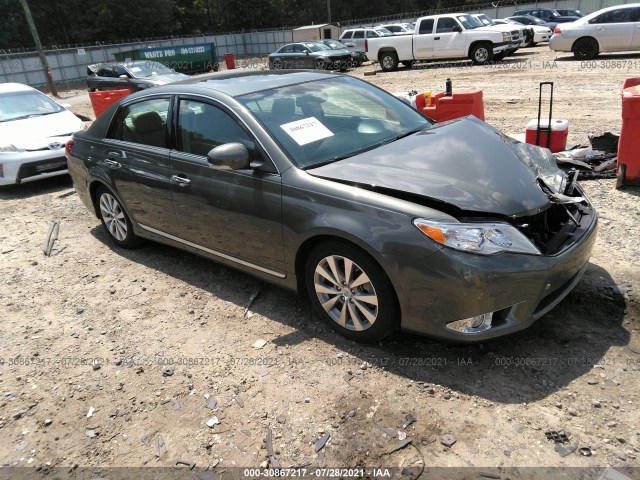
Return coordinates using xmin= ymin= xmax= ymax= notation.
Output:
xmin=434 ymin=17 xmax=467 ymax=58
xmin=169 ymin=97 xmax=285 ymax=276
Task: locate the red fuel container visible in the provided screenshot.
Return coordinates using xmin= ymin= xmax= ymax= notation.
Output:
xmin=415 ymin=90 xmax=485 ymax=122
xmin=617 ymin=77 xmax=640 ymax=187
xmin=525 ymin=118 xmax=569 ymax=153
xmin=89 ymin=89 xmax=132 ymax=118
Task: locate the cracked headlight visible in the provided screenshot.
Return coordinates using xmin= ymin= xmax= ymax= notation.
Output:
xmin=0 ymin=144 xmax=18 ymax=152
xmin=414 ymin=218 xmax=540 ymax=255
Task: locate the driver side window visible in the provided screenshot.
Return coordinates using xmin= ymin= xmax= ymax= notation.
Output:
xmin=436 ymin=18 xmax=458 ymax=33
xmin=177 ymin=99 xmax=262 ymax=162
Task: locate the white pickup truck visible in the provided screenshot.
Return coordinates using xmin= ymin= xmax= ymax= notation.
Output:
xmin=366 ymin=13 xmax=521 ymax=71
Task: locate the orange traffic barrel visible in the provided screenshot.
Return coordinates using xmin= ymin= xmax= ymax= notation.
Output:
xmin=89 ymin=89 xmax=132 ymax=118
xmin=224 ymin=53 xmax=236 ymax=70
xmin=416 ymin=89 xmax=484 ymax=123
xmin=617 ymin=77 xmax=640 ymax=187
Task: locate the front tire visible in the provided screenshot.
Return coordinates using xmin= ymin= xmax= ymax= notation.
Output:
xmin=305 ymin=241 xmax=399 ymax=342
xmin=95 ymin=186 xmax=139 ymax=248
xmin=572 ymin=37 xmax=599 ymax=60
xmin=379 ymin=51 xmax=399 ymax=72
xmin=470 ymin=43 xmax=493 ymax=64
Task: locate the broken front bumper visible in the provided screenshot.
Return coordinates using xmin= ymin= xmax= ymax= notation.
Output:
xmin=386 ymin=187 xmax=598 ymax=342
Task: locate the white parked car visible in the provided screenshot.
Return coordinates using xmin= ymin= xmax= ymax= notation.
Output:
xmin=377 ymin=23 xmax=414 ymax=35
xmin=549 ymin=3 xmax=640 ymax=59
xmin=0 ymin=83 xmax=85 ymax=186
xmin=496 ymin=18 xmax=553 ymax=45
xmin=339 ymin=27 xmax=392 ymax=50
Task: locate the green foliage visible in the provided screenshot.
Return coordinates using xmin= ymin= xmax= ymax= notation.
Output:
xmin=0 ymin=0 xmax=493 ymax=49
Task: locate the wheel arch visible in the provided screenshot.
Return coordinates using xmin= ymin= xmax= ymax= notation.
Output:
xmin=571 ymin=35 xmax=601 ymax=53
xmin=294 ymin=233 xmax=399 ymax=307
xmin=468 ymin=40 xmax=492 ymax=57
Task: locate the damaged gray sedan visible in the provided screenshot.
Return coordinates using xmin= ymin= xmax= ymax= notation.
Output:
xmin=66 ymin=71 xmax=597 ymax=343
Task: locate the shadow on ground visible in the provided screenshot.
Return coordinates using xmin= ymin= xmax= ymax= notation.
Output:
xmin=90 ymin=224 xmax=631 ymax=405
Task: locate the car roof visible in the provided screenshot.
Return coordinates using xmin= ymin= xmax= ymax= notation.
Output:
xmin=138 ymin=70 xmax=339 ymax=97
xmin=0 ymin=82 xmax=37 ymax=94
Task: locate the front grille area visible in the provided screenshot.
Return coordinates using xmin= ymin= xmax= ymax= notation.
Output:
xmin=517 ymin=199 xmax=593 ymax=256
xmin=16 ymin=157 xmax=68 ymax=183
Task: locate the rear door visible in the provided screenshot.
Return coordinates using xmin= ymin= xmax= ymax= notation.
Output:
xmin=352 ymin=30 xmax=365 ymax=50
xmin=103 ymin=96 xmax=177 ymax=234
xmin=413 ymin=18 xmax=435 ymax=59
xmin=590 ymin=7 xmax=635 ymax=50
xmin=169 ymin=96 xmax=285 ymax=275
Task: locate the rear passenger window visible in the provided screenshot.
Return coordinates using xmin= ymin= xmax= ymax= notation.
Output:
xmin=353 ymin=31 xmax=364 ymax=38
xmin=108 ymin=97 xmax=170 ymax=148
xmin=177 ymin=99 xmax=261 ymax=161
xmin=419 ymin=19 xmax=434 ymax=34
xmin=597 ymin=8 xmax=634 ymax=23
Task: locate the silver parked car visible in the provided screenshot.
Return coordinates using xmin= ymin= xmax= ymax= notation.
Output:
xmin=550 ymin=3 xmax=640 ymax=59
xmin=0 ymin=83 xmax=85 ymax=186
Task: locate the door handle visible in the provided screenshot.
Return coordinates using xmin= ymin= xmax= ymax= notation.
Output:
xmin=435 ymin=36 xmax=441 ymax=40
xmin=105 ymin=151 xmax=122 ymax=157
xmin=170 ymin=175 xmax=191 ymax=187
xmin=104 ymin=159 xmax=121 ymax=168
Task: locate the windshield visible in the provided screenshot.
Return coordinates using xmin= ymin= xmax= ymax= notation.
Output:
xmin=238 ymin=76 xmax=431 ymax=169
xmin=375 ymin=28 xmax=393 ymax=36
xmin=304 ymin=42 xmax=330 ymax=52
xmin=127 ymin=62 xmax=174 ymax=78
xmin=457 ymin=14 xmax=484 ymax=29
xmin=0 ymin=90 xmax=63 ymax=123
xmin=476 ymin=14 xmax=494 ymax=26
xmin=323 ymin=40 xmax=346 ymax=49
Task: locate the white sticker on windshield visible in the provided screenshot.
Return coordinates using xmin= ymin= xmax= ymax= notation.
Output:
xmin=280 ymin=117 xmax=333 ymax=146
xmin=130 ymin=67 xmax=142 ymax=73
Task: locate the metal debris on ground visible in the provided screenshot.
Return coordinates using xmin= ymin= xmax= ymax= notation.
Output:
xmin=266 ymin=427 xmax=281 ymax=469
xmin=441 ymin=434 xmax=457 ymax=447
xmin=554 ymin=443 xmax=577 ymax=457
xmin=43 ymin=220 xmax=60 ymax=256
xmin=545 ymin=430 xmax=570 ymax=444
xmin=314 ymin=432 xmax=330 ymax=452
xmin=175 ymin=459 xmax=196 ymax=469
xmin=402 ymin=414 xmax=416 ymax=430
xmin=385 ymin=437 xmax=412 ymax=455
xmin=206 ymin=416 xmax=220 ymax=428
xmin=162 ymin=368 xmax=174 ymax=377
xmin=244 ymin=284 xmax=265 ymax=317
xmin=553 ymin=132 xmax=620 ymax=180
xmin=579 ymin=447 xmax=593 ymax=456
xmin=154 ymin=435 xmax=167 ymax=458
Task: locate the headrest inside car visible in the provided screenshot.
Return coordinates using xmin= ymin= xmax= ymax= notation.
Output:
xmin=133 ymin=111 xmax=163 ymax=133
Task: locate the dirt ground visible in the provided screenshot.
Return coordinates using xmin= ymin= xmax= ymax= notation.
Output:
xmin=1 ymin=46 xmax=639 ymax=479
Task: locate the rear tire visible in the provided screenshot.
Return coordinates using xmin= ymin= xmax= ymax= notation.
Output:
xmin=95 ymin=185 xmax=140 ymax=248
xmin=470 ymin=43 xmax=493 ymax=64
xmin=379 ymin=51 xmax=399 ymax=72
xmin=572 ymin=37 xmax=599 ymax=60
xmin=304 ymin=241 xmax=399 ymax=343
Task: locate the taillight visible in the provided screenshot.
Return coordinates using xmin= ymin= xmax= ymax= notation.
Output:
xmin=65 ymin=139 xmax=74 ymax=157
xmin=553 ymin=26 xmax=561 ymax=34
xmin=365 ymin=39 xmax=368 ymax=52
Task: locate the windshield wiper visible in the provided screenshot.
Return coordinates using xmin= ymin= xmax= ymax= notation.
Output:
xmin=395 ymin=126 xmax=428 ymax=140
xmin=8 ymin=111 xmax=59 ymax=121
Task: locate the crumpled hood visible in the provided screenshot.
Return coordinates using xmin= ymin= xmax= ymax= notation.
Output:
xmin=307 ymin=116 xmax=563 ymax=217
xmin=0 ymin=110 xmax=84 ymax=150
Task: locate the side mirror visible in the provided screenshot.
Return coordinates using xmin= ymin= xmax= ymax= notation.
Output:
xmin=119 ymin=74 xmax=129 ymax=80
xmin=305 ymin=50 xmax=310 ymax=55
xmin=452 ymin=25 xmax=462 ymax=33
xmin=207 ymin=143 xmax=250 ymax=170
